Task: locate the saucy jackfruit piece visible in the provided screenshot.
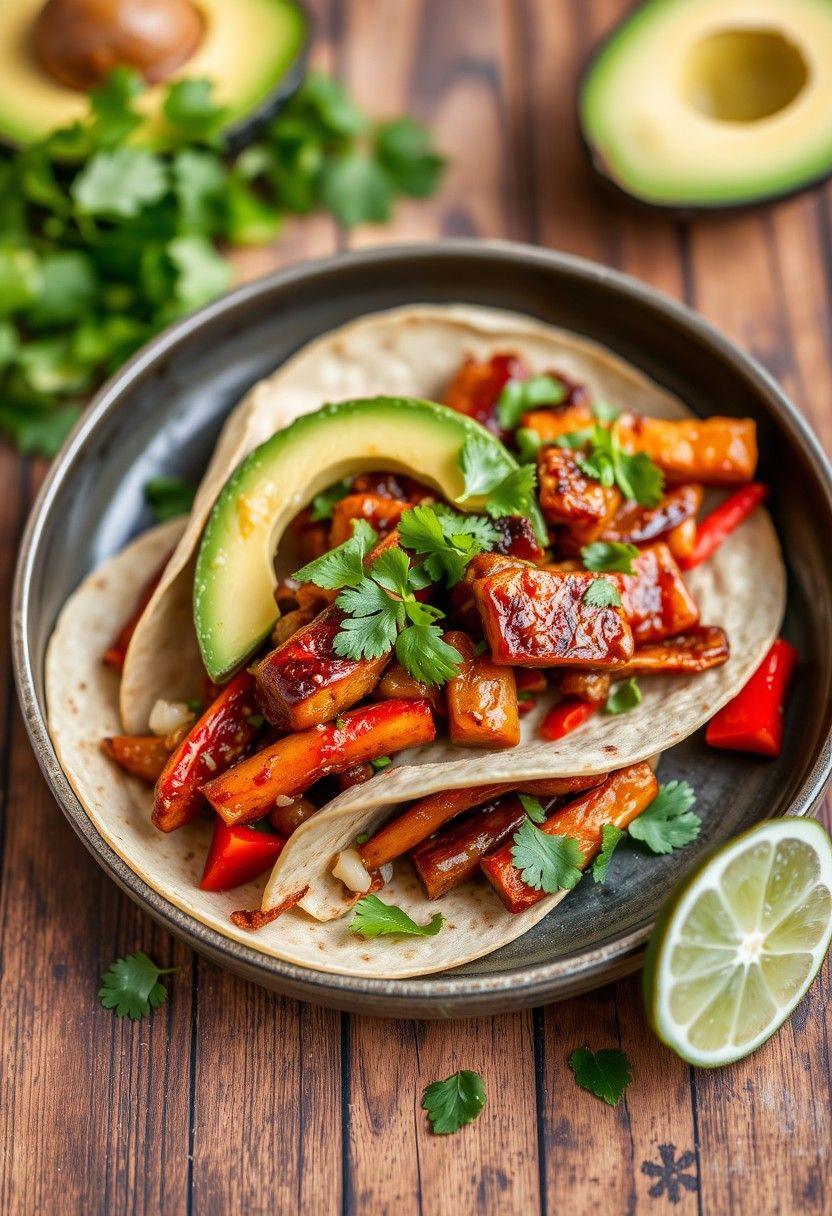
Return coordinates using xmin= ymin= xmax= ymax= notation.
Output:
xmin=444 ymin=631 xmax=521 ymax=748
xmin=538 ymin=447 xmax=622 ymax=549
xmin=621 ymin=626 xmax=729 ymax=675
xmin=444 ymin=352 xmax=528 ymax=433
xmin=329 ymin=493 xmax=408 ymax=546
xmin=474 ymin=566 xmax=634 ymax=668
xmin=601 ymin=483 xmax=703 ymax=545
xmin=616 ymin=413 xmax=757 ymax=484
xmin=253 ymin=604 xmax=390 ymax=731
xmin=615 ymin=542 xmax=699 ymax=643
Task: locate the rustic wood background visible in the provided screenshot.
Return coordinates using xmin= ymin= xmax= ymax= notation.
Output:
xmin=2 ymin=1 xmax=831 ymax=1212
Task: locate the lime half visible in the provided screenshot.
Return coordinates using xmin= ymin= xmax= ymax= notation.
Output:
xmin=644 ymin=817 xmax=832 ymax=1067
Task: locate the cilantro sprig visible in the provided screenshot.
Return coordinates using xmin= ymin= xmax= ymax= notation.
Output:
xmin=144 ymin=475 xmax=195 ymax=522
xmin=496 ymin=373 xmax=566 ymax=431
xmin=0 ymin=71 xmax=443 ymax=456
xmin=350 ymin=894 xmax=445 ymax=938
xmin=398 ymin=503 xmax=498 ymax=585
xmin=628 ymin=780 xmax=700 ymax=855
xmin=558 ymin=422 xmax=664 ymax=507
xmin=422 ymin=1071 xmax=487 ymax=1134
xmin=293 ymin=521 xmax=462 ymax=686
xmin=569 ymin=1046 xmax=633 ymax=1107
xmin=581 ymin=540 xmax=640 ymax=574
xmin=592 ymin=823 xmax=626 ymax=883
xmin=98 ymin=951 xmax=179 ymax=1020
xmin=510 ymin=819 xmax=584 ymax=894
xmin=457 ymin=436 xmax=547 ymax=541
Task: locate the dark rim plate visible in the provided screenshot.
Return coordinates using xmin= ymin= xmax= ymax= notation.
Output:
xmin=12 ymin=241 xmax=832 ymax=1017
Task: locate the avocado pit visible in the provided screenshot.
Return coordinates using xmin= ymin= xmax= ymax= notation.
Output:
xmin=682 ymin=27 xmax=809 ymax=123
xmin=32 ymin=0 xmax=206 ymax=92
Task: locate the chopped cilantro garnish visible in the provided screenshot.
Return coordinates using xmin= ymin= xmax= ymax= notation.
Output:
xmin=398 ymin=503 xmax=498 ymax=586
xmin=98 ymin=951 xmax=178 ymax=1020
xmin=144 ymin=475 xmax=195 ymax=522
xmin=569 ymin=1046 xmax=633 ymax=1107
xmin=515 ymin=427 xmax=543 ymax=464
xmin=310 ymin=479 xmax=351 ymax=521
xmin=510 ymin=819 xmax=584 ymax=893
xmin=350 ymin=894 xmax=445 ymax=938
xmin=422 ymin=1071 xmax=487 ymax=1135
xmin=581 ymin=540 xmax=640 ymax=574
xmin=456 ymin=436 xmax=545 ymax=542
xmin=558 ymin=422 xmax=664 ymax=507
xmin=591 ymin=399 xmax=620 ymax=423
xmin=355 ymin=832 xmax=370 ymax=845
xmin=370 ymin=755 xmax=391 ymax=771
xmin=628 ymin=780 xmax=700 ymax=855
xmin=496 ymin=373 xmax=566 ymax=431
xmin=582 ymin=578 xmax=622 ymax=608
xmin=592 ymin=823 xmax=626 ymax=883
xmin=518 ymin=793 xmax=546 ymax=824
xmin=294 ymin=519 xmax=378 ymax=589
xmin=604 ymin=678 xmax=642 ymax=715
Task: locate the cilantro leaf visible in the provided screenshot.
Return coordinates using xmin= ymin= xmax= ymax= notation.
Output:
xmin=321 ymin=151 xmax=393 ymax=227
xmin=457 ymin=435 xmax=515 ymax=500
xmin=171 ymin=148 xmax=226 ymax=232
xmin=497 ymin=374 xmax=566 ymax=431
xmin=569 ymin=1046 xmax=633 ymax=1107
xmin=0 ymin=400 xmax=79 ymax=457
xmin=399 ymin=503 xmax=497 ymax=586
xmin=368 ymin=547 xmax=413 ymax=598
xmin=582 ymin=578 xmax=622 ymax=608
xmin=628 ymin=780 xmax=700 ymax=855
xmin=27 ymin=251 xmax=97 ymax=329
xmin=334 ymin=581 xmax=402 ymax=660
xmin=510 ymin=819 xmax=584 ymax=893
xmin=370 ymin=755 xmax=391 ymax=771
xmin=164 ymin=235 xmax=233 ymax=315
xmin=615 ymin=449 xmax=664 ymax=508
xmin=581 ymin=540 xmax=640 ymax=574
xmin=0 ymin=247 xmax=41 ymax=315
xmin=605 ymin=678 xmax=642 ymax=716
xmin=144 ymin=475 xmax=195 ymax=522
xmin=515 ymin=426 xmax=543 ymax=464
xmin=350 ymin=894 xmax=444 ymax=938
xmin=296 ymin=73 xmax=368 ymax=138
xmin=562 ymin=422 xmax=664 ymax=508
xmin=72 ymin=148 xmax=168 ymax=219
xmin=88 ymin=67 xmax=144 ymax=147
xmin=163 ymin=78 xmax=229 ymax=144
xmin=592 ymin=399 xmax=620 ymax=422
xmin=484 ymin=463 xmax=538 ymax=520
xmin=592 ymin=823 xmax=626 ymax=883
xmin=98 ymin=951 xmax=178 ymax=1020
xmin=294 ymin=519 xmax=378 ymax=588
xmin=395 ymin=624 xmax=462 ymax=686
xmin=422 ymin=1071 xmax=487 ymax=1135
xmin=311 ymin=480 xmax=351 ymax=521
xmin=375 ymin=117 xmax=444 ymax=198
xmin=519 ymin=794 xmax=546 ymax=824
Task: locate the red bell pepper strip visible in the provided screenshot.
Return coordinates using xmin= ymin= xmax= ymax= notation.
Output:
xmin=199 ymin=822 xmax=285 ymax=892
xmin=705 ymin=638 xmax=798 ymax=757
xmin=152 ymin=671 xmax=262 ymax=832
xmin=540 ymin=698 xmax=597 ymax=741
xmin=681 ymin=482 xmax=768 ymax=570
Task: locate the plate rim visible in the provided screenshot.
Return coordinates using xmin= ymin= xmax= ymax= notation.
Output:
xmin=13 ymin=238 xmax=832 ymax=1014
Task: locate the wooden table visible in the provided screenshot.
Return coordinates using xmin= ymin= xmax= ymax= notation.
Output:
xmin=2 ymin=2 xmax=830 ymax=1212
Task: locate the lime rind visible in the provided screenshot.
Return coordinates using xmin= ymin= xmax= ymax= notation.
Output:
xmin=644 ymin=817 xmax=832 ymax=1067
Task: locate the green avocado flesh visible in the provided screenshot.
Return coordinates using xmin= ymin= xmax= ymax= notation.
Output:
xmin=580 ymin=0 xmax=832 ymax=208
xmin=194 ymin=396 xmax=515 ymax=682
xmin=0 ymin=0 xmax=306 ymax=147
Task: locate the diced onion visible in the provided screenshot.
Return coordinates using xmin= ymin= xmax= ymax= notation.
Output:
xmin=149 ymin=699 xmax=194 ymax=738
xmin=332 ymin=848 xmax=373 ymax=894
xmin=273 ymin=795 xmax=295 ymax=807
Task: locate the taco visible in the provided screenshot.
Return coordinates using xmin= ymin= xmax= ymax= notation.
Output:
xmin=46 ymin=305 xmax=786 ymax=978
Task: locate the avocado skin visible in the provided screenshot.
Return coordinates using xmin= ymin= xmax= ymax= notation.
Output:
xmin=577 ymin=0 xmax=832 ymax=214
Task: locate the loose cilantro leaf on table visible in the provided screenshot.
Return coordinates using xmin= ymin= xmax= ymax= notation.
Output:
xmin=144 ymin=475 xmax=196 ymax=522
xmin=518 ymin=793 xmax=547 ymax=824
xmin=511 ymin=820 xmax=584 ymax=893
xmin=583 ymin=578 xmax=622 ymax=608
xmin=569 ymin=1046 xmax=633 ymax=1107
xmin=628 ymin=780 xmax=700 ymax=855
xmin=605 ymin=678 xmax=642 ymax=716
xmin=581 ymin=540 xmax=640 ymax=574
xmin=99 ymin=951 xmax=179 ymax=1020
xmin=592 ymin=823 xmax=626 ymax=883
xmin=375 ymin=117 xmax=445 ymax=198
xmin=350 ymin=894 xmax=444 ymax=938
xmin=496 ymin=373 xmax=566 ymax=431
xmin=422 ymin=1071 xmax=487 ymax=1135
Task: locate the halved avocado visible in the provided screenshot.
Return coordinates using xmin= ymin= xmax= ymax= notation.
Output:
xmin=579 ymin=0 xmax=832 ymax=210
xmin=0 ymin=0 xmax=308 ymax=150
xmin=194 ymin=396 xmax=516 ymax=682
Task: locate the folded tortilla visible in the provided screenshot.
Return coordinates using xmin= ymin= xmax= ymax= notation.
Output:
xmin=46 ymin=304 xmax=786 ymax=977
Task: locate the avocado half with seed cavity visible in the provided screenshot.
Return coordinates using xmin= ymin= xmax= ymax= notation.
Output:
xmin=0 ymin=0 xmax=309 ymax=150
xmin=579 ymin=0 xmax=832 ymax=210
xmin=194 ymin=396 xmax=516 ymax=683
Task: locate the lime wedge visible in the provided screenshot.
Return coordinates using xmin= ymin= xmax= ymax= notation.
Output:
xmin=643 ymin=818 xmax=832 ymax=1067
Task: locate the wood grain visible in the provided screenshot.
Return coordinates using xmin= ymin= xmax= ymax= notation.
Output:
xmin=0 ymin=0 xmax=830 ymax=1212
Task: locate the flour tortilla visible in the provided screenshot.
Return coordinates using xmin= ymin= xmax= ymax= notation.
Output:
xmin=47 ymin=304 xmax=786 ymax=975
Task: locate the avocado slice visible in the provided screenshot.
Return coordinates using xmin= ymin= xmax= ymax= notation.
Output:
xmin=0 ymin=0 xmax=307 ymax=150
xmin=194 ymin=396 xmax=516 ymax=682
xmin=579 ymin=0 xmax=832 ymax=209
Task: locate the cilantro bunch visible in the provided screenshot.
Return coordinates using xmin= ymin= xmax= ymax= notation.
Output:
xmin=0 ymin=70 xmax=443 ymax=456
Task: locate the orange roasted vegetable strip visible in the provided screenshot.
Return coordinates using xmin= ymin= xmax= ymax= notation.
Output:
xmin=444 ymin=630 xmax=520 ymax=748
xmin=411 ymin=795 xmax=529 ymax=899
xmin=102 ymin=562 xmax=166 ymax=670
xmin=203 ymin=699 xmax=435 ymax=826
xmin=329 ymin=493 xmax=408 ymax=545
xmin=555 ymin=670 xmax=611 ymax=705
xmin=616 ymin=413 xmax=757 ymax=484
xmin=358 ymin=774 xmax=604 ymax=870
xmin=101 ymin=734 xmax=171 ymax=783
xmin=152 ymin=672 xmax=262 ymax=832
xmin=481 ymin=762 xmax=658 ymax=913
